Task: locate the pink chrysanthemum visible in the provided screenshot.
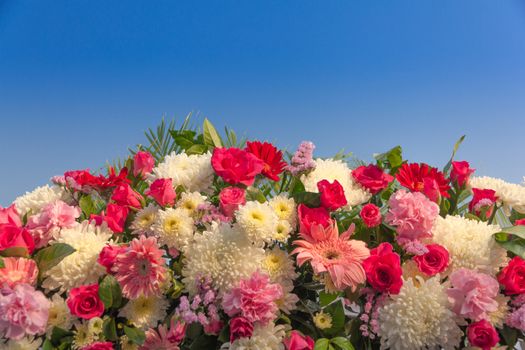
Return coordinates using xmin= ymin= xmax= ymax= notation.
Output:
xmin=112 ymin=235 xmax=167 ymax=299
xmin=0 ymin=257 xmax=39 ymax=288
xmin=292 ymin=222 xmax=370 ymax=292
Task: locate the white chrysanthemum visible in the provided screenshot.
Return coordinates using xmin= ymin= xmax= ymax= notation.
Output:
xmin=152 ymin=207 xmax=194 ymax=250
xmin=182 ymin=222 xmax=265 ymax=295
xmin=225 ymin=322 xmax=287 ymax=350
xmin=176 ymin=191 xmax=207 ymax=217
xmin=273 ymin=220 xmax=292 ymax=243
xmin=46 ymin=294 xmax=73 ymax=334
xmin=269 ymin=195 xmax=297 ymax=227
xmin=489 ymin=294 xmax=510 ymax=328
xmin=236 ymin=201 xmax=278 ymax=245
xmin=14 ymin=185 xmax=66 ymax=216
xmin=130 ymin=203 xmax=159 ymax=235
xmin=470 ymin=176 xmax=525 ymax=214
xmin=378 ymin=276 xmax=462 ymax=350
xmin=149 ymin=151 xmax=214 ymax=193
xmin=42 ymin=221 xmax=111 ymax=292
xmin=2 ymin=337 xmax=42 ymax=350
xmin=119 ymin=295 xmax=169 ymax=330
xmin=301 ymin=159 xmax=371 ymax=208
xmin=431 ymin=215 xmax=508 ymax=275
xmin=72 ymin=321 xmax=99 ymax=350
xmin=262 ymin=247 xmax=298 ymax=287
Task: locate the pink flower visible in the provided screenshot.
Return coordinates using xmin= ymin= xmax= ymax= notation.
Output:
xmin=0 ymin=283 xmax=50 ymax=340
xmin=283 ymin=330 xmax=315 ymax=350
xmin=450 ymin=161 xmax=475 ymax=187
xmin=362 ymin=243 xmax=403 ymax=294
xmin=91 ymin=204 xmax=129 ymax=234
xmin=146 ymin=179 xmax=177 ymax=207
xmin=0 ymin=225 xmax=35 ymax=255
xmin=470 ymin=188 xmax=498 ymax=219
xmin=447 ymin=268 xmax=499 ymax=321
xmin=229 ymin=316 xmax=254 ymax=342
xmin=413 ymin=244 xmax=449 ymax=276
xmin=67 ymin=284 xmax=105 ymax=320
xmin=467 ymin=319 xmax=499 ymax=350
xmin=352 ymin=164 xmax=394 ymax=194
xmin=112 ymin=235 xmax=167 ymax=299
xmin=292 ymin=222 xmax=370 ymax=291
xmin=0 ymin=257 xmax=38 ymax=288
xmin=140 ymin=321 xmax=183 ymax=350
xmin=134 ymin=151 xmax=155 ymax=178
xmin=385 ymin=190 xmax=439 ymax=244
xmin=111 ymin=184 xmax=143 ymax=209
xmin=97 ymin=244 xmax=127 ymax=273
xmin=219 ymin=187 xmax=246 ymax=217
xmin=297 ymin=204 xmax=331 ymax=235
xmin=360 ymin=203 xmax=382 ymax=228
xmin=286 ymin=141 xmax=316 ymax=176
xmin=81 ymin=342 xmax=114 ymax=350
xmin=0 ymin=205 xmax=22 ymax=227
xmin=317 ymin=179 xmax=347 ymax=211
xmin=222 ymin=271 xmax=282 ymax=324
xmin=211 ymin=147 xmax=265 ymax=186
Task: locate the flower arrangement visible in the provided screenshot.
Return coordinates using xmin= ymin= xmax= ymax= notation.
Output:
xmin=2 ymin=117 xmax=525 ymax=350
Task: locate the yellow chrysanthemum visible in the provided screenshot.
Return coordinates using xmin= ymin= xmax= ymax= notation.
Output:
xmin=313 ymin=311 xmax=333 ymax=329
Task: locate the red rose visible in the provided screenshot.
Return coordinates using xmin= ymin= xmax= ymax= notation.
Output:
xmin=111 ymin=184 xmax=143 ymax=209
xmin=352 ymin=165 xmax=394 ymax=194
xmin=362 ymin=242 xmax=403 ymax=294
xmin=91 ymin=204 xmax=129 ymax=233
xmin=450 ymin=161 xmax=475 ymax=187
xmin=317 ymin=179 xmax=347 ymax=211
xmin=469 ymin=188 xmax=498 ymax=219
xmin=66 ymin=284 xmax=105 ymax=319
xmin=360 ymin=203 xmax=382 ymax=228
xmin=229 ymin=317 xmax=254 ymax=343
xmin=219 ymin=187 xmax=246 ymax=217
xmin=98 ymin=244 xmax=127 ymax=273
xmin=0 ymin=205 xmax=22 ymax=227
xmin=498 ymin=256 xmax=525 ymax=295
xmin=467 ymin=319 xmax=499 ymax=350
xmin=515 ymin=219 xmax=525 ymax=226
xmin=211 ymin=147 xmax=265 ymax=186
xmin=283 ymin=330 xmax=314 ymax=350
xmin=413 ymin=244 xmax=449 ymax=276
xmin=80 ymin=342 xmax=114 ymax=350
xmin=297 ymin=204 xmax=331 ymax=234
xmin=133 ymin=151 xmax=155 ymax=178
xmin=245 ymin=141 xmax=287 ymax=181
xmin=146 ymin=178 xmax=176 ymax=207
xmin=0 ymin=225 xmax=35 ymax=255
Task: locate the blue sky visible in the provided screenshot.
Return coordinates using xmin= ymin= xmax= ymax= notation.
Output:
xmin=1 ymin=0 xmax=524 ymax=205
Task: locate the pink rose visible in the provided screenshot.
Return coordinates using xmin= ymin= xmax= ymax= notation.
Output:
xmin=146 ymin=178 xmax=176 ymax=207
xmin=413 ymin=244 xmax=449 ymax=276
xmin=0 ymin=225 xmax=35 ymax=255
xmin=81 ymin=342 xmax=114 ymax=350
xmin=219 ymin=187 xmax=246 ymax=217
xmin=360 ymin=203 xmax=382 ymax=228
xmin=352 ymin=164 xmax=394 ymax=194
xmin=297 ymin=204 xmax=331 ymax=235
xmin=229 ymin=317 xmax=254 ymax=342
xmin=467 ymin=319 xmax=499 ymax=350
xmin=0 ymin=205 xmax=22 ymax=227
xmin=97 ymin=244 xmax=127 ymax=273
xmin=111 ymin=184 xmax=143 ymax=209
xmin=211 ymin=147 xmax=265 ymax=186
xmin=283 ymin=330 xmax=315 ymax=350
xmin=133 ymin=151 xmax=155 ymax=178
xmin=67 ymin=284 xmax=105 ymax=320
xmin=317 ymin=179 xmax=347 ymax=211
xmin=450 ymin=161 xmax=475 ymax=187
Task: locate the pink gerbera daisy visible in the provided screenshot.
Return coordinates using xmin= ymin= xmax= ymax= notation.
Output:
xmin=292 ymin=222 xmax=370 ymax=292
xmin=112 ymin=235 xmax=167 ymax=299
xmin=0 ymin=257 xmax=39 ymax=288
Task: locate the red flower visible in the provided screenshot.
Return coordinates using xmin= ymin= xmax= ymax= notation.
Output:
xmin=219 ymin=187 xmax=246 ymax=217
xmin=91 ymin=204 xmax=129 ymax=233
xmin=97 ymin=244 xmax=127 ymax=273
xmin=469 ymin=188 xmax=498 ymax=219
xmin=450 ymin=161 xmax=475 ymax=187
xmin=64 ymin=168 xmax=130 ymax=193
xmin=66 ymin=284 xmax=105 ymax=320
xmin=317 ymin=179 xmax=347 ymax=211
xmin=146 ymin=178 xmax=177 ymax=207
xmin=362 ymin=242 xmax=403 ymax=294
xmin=516 ymin=219 xmax=525 ymax=226
xmin=352 ymin=165 xmax=394 ymax=194
xmin=0 ymin=225 xmax=35 ymax=255
xmin=396 ymin=163 xmax=450 ymax=202
xmin=133 ymin=151 xmax=155 ymax=178
xmin=111 ymin=184 xmax=143 ymax=209
xmin=360 ymin=203 xmax=382 ymax=228
xmin=467 ymin=319 xmax=499 ymax=350
xmin=297 ymin=204 xmax=331 ymax=235
xmin=498 ymin=256 xmax=525 ymax=295
xmin=211 ymin=147 xmax=265 ymax=186
xmin=413 ymin=244 xmax=449 ymax=276
xmin=245 ymin=141 xmax=287 ymax=181
xmin=284 ymin=330 xmax=314 ymax=350
xmin=80 ymin=342 xmax=114 ymax=350
xmin=229 ymin=317 xmax=254 ymax=343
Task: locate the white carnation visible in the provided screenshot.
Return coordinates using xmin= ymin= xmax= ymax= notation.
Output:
xmin=14 ymin=185 xmax=66 ymax=216
xmin=236 ymin=201 xmax=278 ymax=245
xmin=470 ymin=176 xmax=525 ymax=214
xmin=152 ymin=207 xmax=194 ymax=250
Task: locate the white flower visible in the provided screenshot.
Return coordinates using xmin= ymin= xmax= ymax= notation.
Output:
xmin=149 ymin=151 xmax=214 ymax=193
xmin=176 ymin=191 xmax=207 ymax=217
xmin=225 ymin=322 xmax=287 ymax=350
xmin=130 ymin=203 xmax=159 ymax=235
xmin=72 ymin=321 xmax=98 ymax=350
xmin=236 ymin=201 xmax=278 ymax=245
xmin=273 ymin=220 xmax=292 ymax=243
xmin=14 ymin=185 xmax=66 ymax=216
xmin=469 ymin=176 xmax=525 ymax=214
xmin=152 ymin=207 xmax=194 ymax=250
xmin=301 ymin=159 xmax=371 ymax=208
xmin=2 ymin=337 xmax=42 ymax=350
xmin=262 ymin=247 xmax=298 ymax=288
xmin=46 ymin=293 xmax=73 ymax=334
xmin=431 ymin=215 xmax=508 ymax=275
xmin=377 ymin=276 xmax=462 ymax=350
xmin=42 ymin=221 xmax=112 ymax=292
xmin=119 ymin=295 xmax=169 ymax=330
xmin=182 ymin=222 xmax=265 ymax=295
xmin=268 ymin=195 xmax=297 ymax=227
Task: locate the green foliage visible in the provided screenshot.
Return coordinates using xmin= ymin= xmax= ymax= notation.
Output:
xmin=33 ymin=243 xmax=75 ymax=280
xmin=323 ymin=300 xmax=345 ymax=336
xmin=102 ymin=318 xmax=118 ymax=341
xmin=292 ymin=191 xmax=321 ymax=207
xmin=443 ymin=135 xmax=466 ymax=175
xmin=374 ymin=146 xmax=403 ymax=173
xmin=319 ymin=291 xmax=340 ymax=307
xmin=494 ymin=225 xmax=525 ymax=258
xmin=124 ymin=325 xmax=146 ymax=345
xmin=98 ymin=274 xmax=122 ymax=309
xmin=203 ymin=118 xmax=223 ymax=147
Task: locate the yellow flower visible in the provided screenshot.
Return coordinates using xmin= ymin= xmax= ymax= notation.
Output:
xmin=313 ymin=311 xmax=333 ymax=330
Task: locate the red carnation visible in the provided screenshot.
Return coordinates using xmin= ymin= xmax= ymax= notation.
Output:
xmin=146 ymin=178 xmax=177 ymax=207
xmin=111 ymin=184 xmax=143 ymax=209
xmin=91 ymin=204 xmax=129 ymax=233
xmin=516 ymin=219 xmax=525 ymax=226
xmin=413 ymin=244 xmax=449 ymax=276
xmin=362 ymin=242 xmax=403 ymax=294
xmin=211 ymin=147 xmax=265 ymax=186
xmin=317 ymin=179 xmax=347 ymax=211
xmin=450 ymin=161 xmax=475 ymax=187
xmin=396 ymin=163 xmax=450 ymax=202
xmin=352 ymin=165 xmax=394 ymax=194
xmin=469 ymin=188 xmax=498 ymax=219
xmin=245 ymin=141 xmax=287 ymax=181
xmin=229 ymin=317 xmax=254 ymax=343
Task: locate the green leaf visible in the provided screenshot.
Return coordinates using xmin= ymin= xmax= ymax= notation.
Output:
xmin=98 ymin=274 xmax=122 ymax=309
xmin=498 ymin=225 xmax=525 ymax=239
xmin=50 ymin=327 xmax=74 ymax=345
xmin=500 ymin=325 xmax=518 ymax=348
xmin=374 ymin=146 xmax=403 ymax=171
xmin=319 ymin=291 xmax=339 ymax=307
xmin=443 ymin=135 xmax=466 ymax=175
xmin=323 ymin=300 xmax=345 ymax=336
xmin=34 ymin=243 xmax=75 ymax=278
xmin=79 ymin=195 xmax=96 ymax=217
xmin=292 ymin=191 xmax=321 ymax=207
xmin=330 ymin=337 xmax=355 ymax=350
xmin=314 ymin=338 xmax=330 ymax=350
xmin=186 ymin=144 xmax=208 ymax=155
xmin=246 ymin=187 xmax=267 ymax=203
xmin=497 ymin=238 xmax=525 ymax=258
xmin=0 ymin=257 xmax=4 ymax=268
xmin=103 ymin=318 xmax=118 ymax=341
xmin=203 ymin=118 xmax=223 ymax=147
xmin=218 ymin=324 xmax=230 ymax=343
xmin=124 ymin=326 xmax=146 ymax=345
xmin=0 ymin=246 xmax=29 ymax=258
xmin=42 ymin=339 xmax=54 ymax=350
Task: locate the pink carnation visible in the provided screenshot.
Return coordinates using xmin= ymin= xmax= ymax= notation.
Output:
xmin=447 ymin=268 xmax=499 ymax=321
xmin=385 ymin=190 xmax=439 ymax=244
xmin=0 ymin=257 xmax=38 ymax=288
xmin=222 ymin=271 xmax=282 ymax=324
xmin=0 ymin=283 xmax=50 ymax=340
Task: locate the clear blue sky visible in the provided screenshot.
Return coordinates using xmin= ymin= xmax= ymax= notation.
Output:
xmin=1 ymin=0 xmax=525 ymax=205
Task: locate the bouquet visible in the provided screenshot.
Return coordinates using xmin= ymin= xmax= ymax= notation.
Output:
xmin=2 ymin=117 xmax=525 ymax=350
